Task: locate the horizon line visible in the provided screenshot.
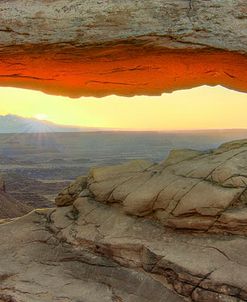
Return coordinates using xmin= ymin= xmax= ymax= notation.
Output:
xmin=1 ymin=128 xmax=247 ymax=135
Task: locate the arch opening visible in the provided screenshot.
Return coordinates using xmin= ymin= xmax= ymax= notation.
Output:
xmin=0 ymin=85 xmax=247 ymax=132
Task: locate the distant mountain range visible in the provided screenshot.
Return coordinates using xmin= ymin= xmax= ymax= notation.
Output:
xmin=0 ymin=114 xmax=99 ymax=133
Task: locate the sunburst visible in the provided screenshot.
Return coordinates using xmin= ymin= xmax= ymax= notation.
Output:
xmin=34 ymin=113 xmax=48 ymax=121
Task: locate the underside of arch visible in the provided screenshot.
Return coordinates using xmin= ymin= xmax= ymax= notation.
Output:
xmin=0 ymin=43 xmax=246 ymax=98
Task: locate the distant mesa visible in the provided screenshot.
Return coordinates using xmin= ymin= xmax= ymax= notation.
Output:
xmin=0 ymin=114 xmax=97 ymax=133
xmin=48 ymin=158 xmax=67 ymax=164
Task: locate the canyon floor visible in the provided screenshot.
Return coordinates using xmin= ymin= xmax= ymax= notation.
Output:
xmin=1 ymin=138 xmax=247 ymax=301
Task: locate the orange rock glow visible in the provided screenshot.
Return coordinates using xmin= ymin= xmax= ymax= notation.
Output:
xmin=0 ymin=44 xmax=246 ymax=98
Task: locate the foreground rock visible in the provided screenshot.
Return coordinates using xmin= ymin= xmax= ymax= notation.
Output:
xmin=55 ymin=140 xmax=247 ymax=236
xmin=67 ymin=139 xmax=247 ymax=235
xmin=55 ymin=176 xmax=88 ymax=206
xmin=2 ymin=139 xmax=247 ymax=301
xmin=0 ymin=205 xmax=184 ymax=302
xmin=1 ymin=197 xmax=247 ymax=301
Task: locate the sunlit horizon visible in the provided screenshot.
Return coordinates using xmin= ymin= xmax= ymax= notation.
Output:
xmin=0 ymin=85 xmax=246 ymax=131
xmin=34 ymin=113 xmax=49 ymax=121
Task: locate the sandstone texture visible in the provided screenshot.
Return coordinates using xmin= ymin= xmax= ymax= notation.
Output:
xmin=0 ymin=196 xmax=247 ymax=301
xmin=1 ymin=140 xmax=247 ymax=301
xmin=55 ymin=176 xmax=88 ymax=207
xmin=0 ymin=0 xmax=246 ymax=53
xmin=0 ymin=1 xmax=246 ymax=97
xmin=85 ymin=139 xmax=247 ymax=235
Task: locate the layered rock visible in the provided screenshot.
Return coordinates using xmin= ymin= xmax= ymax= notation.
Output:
xmin=53 ymin=140 xmax=247 ymax=235
xmin=55 ymin=175 xmax=88 ymax=206
xmin=2 ymin=140 xmax=247 ymax=301
xmin=0 ymin=1 xmax=246 ymax=97
xmin=1 ymin=0 xmax=246 ymax=52
xmin=1 ymin=195 xmax=247 ymax=301
xmin=57 ymin=139 xmax=247 ymax=235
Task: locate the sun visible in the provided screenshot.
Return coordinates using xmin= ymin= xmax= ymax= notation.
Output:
xmin=34 ymin=113 xmax=48 ymax=120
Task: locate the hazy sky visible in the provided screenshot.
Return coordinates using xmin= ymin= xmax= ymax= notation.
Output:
xmin=0 ymin=85 xmax=246 ymax=130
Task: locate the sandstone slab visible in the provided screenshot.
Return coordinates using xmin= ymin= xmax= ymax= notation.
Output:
xmin=87 ymin=139 xmax=247 ymax=234
xmin=1 ymin=197 xmax=247 ymax=301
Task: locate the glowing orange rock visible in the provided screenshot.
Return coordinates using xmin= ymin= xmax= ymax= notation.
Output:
xmin=0 ymin=45 xmax=246 ymax=98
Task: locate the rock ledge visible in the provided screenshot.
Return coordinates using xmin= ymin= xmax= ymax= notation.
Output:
xmin=2 ymin=140 xmax=247 ymax=301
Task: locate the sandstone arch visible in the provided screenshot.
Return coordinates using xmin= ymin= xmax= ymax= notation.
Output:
xmin=0 ymin=0 xmax=246 ymax=97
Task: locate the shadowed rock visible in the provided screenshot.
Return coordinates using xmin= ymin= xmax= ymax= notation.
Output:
xmin=55 ymin=175 xmax=88 ymax=207
xmin=0 ymin=176 xmax=33 ymax=219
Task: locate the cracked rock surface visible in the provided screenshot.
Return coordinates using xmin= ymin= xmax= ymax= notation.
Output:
xmin=2 ymin=140 xmax=247 ymax=301
xmin=87 ymin=140 xmax=247 ymax=235
xmin=0 ymin=206 xmax=185 ymax=302
xmin=1 ymin=196 xmax=247 ymax=301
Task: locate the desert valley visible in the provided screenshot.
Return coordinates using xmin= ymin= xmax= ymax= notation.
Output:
xmin=1 ymin=119 xmax=247 ymax=219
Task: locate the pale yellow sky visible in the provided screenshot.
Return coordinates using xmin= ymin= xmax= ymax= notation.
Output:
xmin=0 ymin=85 xmax=246 ymax=130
